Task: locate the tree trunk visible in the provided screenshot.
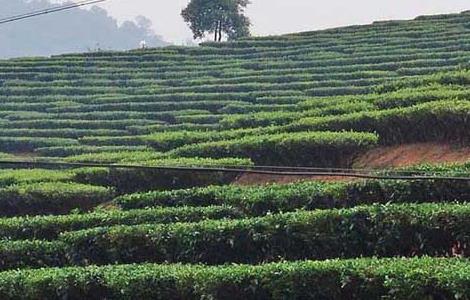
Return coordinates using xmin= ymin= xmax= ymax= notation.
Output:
xmin=214 ymin=21 xmax=218 ymax=42
xmin=218 ymin=20 xmax=223 ymax=42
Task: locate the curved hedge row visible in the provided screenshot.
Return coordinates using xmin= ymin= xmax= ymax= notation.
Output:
xmin=72 ymin=157 xmax=253 ymax=193
xmin=0 ymin=203 xmax=468 ymax=268
xmin=0 ymin=137 xmax=78 ymax=152
xmin=0 ymin=169 xmax=74 ymax=188
xmin=0 ymin=206 xmax=241 ymax=240
xmin=0 ymin=182 xmax=114 ymax=216
xmin=114 ymin=176 xmax=470 ymax=215
xmin=290 ymin=100 xmax=470 ymax=145
xmin=171 ymin=131 xmax=378 ymax=167
xmin=57 ymin=203 xmax=470 ymax=265
xmin=0 ymin=257 xmax=467 ymax=299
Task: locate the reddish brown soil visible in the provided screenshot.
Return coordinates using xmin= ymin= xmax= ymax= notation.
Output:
xmin=234 ymin=143 xmax=470 ymax=186
xmin=234 ymin=174 xmax=356 ymax=186
xmin=353 ymin=143 xmax=470 ymax=169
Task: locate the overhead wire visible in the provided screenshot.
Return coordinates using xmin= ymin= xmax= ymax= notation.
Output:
xmin=0 ymin=0 xmax=108 ymax=25
xmin=0 ymin=160 xmax=468 ymax=181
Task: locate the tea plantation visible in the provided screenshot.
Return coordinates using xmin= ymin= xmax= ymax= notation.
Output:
xmin=0 ymin=11 xmax=469 ymax=299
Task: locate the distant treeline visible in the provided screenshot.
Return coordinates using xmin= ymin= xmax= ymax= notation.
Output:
xmin=0 ymin=0 xmax=169 ymax=58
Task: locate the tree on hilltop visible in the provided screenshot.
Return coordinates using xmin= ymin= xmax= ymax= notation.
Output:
xmin=181 ymin=0 xmax=251 ymax=42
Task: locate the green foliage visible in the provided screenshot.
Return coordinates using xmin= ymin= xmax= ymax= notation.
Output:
xmin=0 ymin=137 xmax=78 ymax=152
xmin=0 ymin=169 xmax=74 ymax=188
xmin=291 ymin=100 xmax=470 ymax=144
xmin=0 ymin=203 xmax=468 ymax=268
xmin=182 ymin=0 xmax=251 ymax=41
xmin=0 ymin=182 xmax=114 ymax=216
xmin=64 ymin=150 xmax=166 ymax=163
xmin=56 ymin=203 xmax=470 ymax=265
xmin=0 ymin=257 xmax=468 ymax=299
xmin=0 ymin=12 xmax=468 ymax=298
xmin=171 ymin=131 xmax=378 ymax=167
xmin=0 ymin=206 xmax=241 ymax=240
xmin=143 ymin=127 xmax=273 ymax=151
xmin=72 ymin=157 xmax=252 ymax=193
xmin=115 ymin=170 xmax=470 ymax=214
xmin=35 ymin=145 xmax=152 ymax=157
xmin=374 ymin=69 xmax=470 ymax=93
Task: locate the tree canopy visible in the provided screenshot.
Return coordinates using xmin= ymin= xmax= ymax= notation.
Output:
xmin=181 ymin=0 xmax=251 ymax=42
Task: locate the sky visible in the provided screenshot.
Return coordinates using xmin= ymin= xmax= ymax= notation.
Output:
xmin=58 ymin=0 xmax=470 ymax=44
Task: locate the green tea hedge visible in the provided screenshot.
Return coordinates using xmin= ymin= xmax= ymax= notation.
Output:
xmin=291 ymin=100 xmax=470 ymax=145
xmin=0 ymin=257 xmax=468 ymax=299
xmin=171 ymin=131 xmax=378 ymax=167
xmin=115 ymin=175 xmax=470 ymax=215
xmin=0 ymin=182 xmax=113 ymax=216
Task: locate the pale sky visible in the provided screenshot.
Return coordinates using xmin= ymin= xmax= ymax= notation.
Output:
xmin=61 ymin=0 xmax=469 ymax=44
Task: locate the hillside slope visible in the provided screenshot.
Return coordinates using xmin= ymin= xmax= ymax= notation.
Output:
xmin=0 ymin=10 xmax=468 ymax=168
xmin=0 ymin=12 xmax=469 ymax=299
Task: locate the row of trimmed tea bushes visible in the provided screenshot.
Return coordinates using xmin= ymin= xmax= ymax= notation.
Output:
xmin=0 ymin=128 xmax=128 ymax=139
xmin=175 ymin=114 xmax=224 ymax=125
xmin=128 ymin=123 xmax=220 ymax=135
xmin=4 ymin=41 xmax=464 ymax=73
xmin=0 ymin=153 xmax=15 ymax=160
xmin=52 ymin=100 xmax=243 ymax=114
xmin=0 ymin=53 xmax=462 ymax=85
xmin=0 ymin=48 xmax=460 ymax=82
xmin=373 ymin=85 xmax=470 ymax=109
xmin=0 ymin=119 xmax=157 ymax=130
xmin=0 ymin=257 xmax=466 ymax=299
xmin=63 ymin=150 xmax=166 ymax=164
xmin=0 ymin=137 xmax=78 ymax=152
xmin=78 ymin=136 xmax=147 ymax=147
xmin=239 ymin=56 xmax=470 ymax=74
xmin=0 ymin=157 xmax=253 ymax=192
xmin=149 ymin=77 xmax=390 ymax=95
xmin=79 ymin=126 xmax=284 ymax=155
xmin=0 ymin=71 xmax=388 ymax=96
xmin=0 ymin=182 xmax=113 ymax=216
xmin=35 ymin=145 xmax=152 ymax=157
xmin=374 ymin=69 xmax=470 ymax=93
xmin=290 ymin=100 xmax=470 ymax=145
xmin=8 ymin=40 xmax=464 ymax=75
xmin=203 ymin=29 xmax=470 ymax=50
xmin=0 ymin=63 xmax=392 ymax=88
xmin=170 ymin=131 xmax=378 ymax=167
xmin=0 ymin=61 xmax=454 ymax=92
xmin=3 ymin=43 xmax=464 ymax=76
xmin=0 ymin=206 xmax=242 ymax=240
xmin=167 ymin=70 xmax=395 ymax=88
xmin=0 ymin=109 xmax=211 ymax=123
xmin=0 ymin=203 xmax=468 ymax=268
xmin=115 ymin=176 xmax=470 ymax=214
xmin=395 ymin=161 xmax=470 ymax=175
xmin=298 ymin=84 xmax=469 ymax=112
xmin=143 ymin=127 xmax=273 ymax=151
xmin=72 ymin=157 xmax=252 ymax=193
xmin=219 ymin=103 xmax=298 ymax=114
xmin=49 ymin=32 xmax=464 ymax=59
xmin=0 ymin=101 xmax=60 ymax=112
xmin=0 ymin=169 xmax=74 ymax=188
xmin=218 ymin=101 xmax=376 ymax=129
xmin=0 ymin=90 xmax=330 ymax=105
xmin=0 ymin=159 xmax=252 ymax=216
xmin=0 ymin=59 xmax=464 ymax=94
xmin=43 ymin=26 xmax=470 ymax=55
xmin=112 ymin=88 xmax=302 ymax=105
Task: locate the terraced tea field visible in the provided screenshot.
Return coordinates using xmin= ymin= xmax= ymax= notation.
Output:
xmin=0 ymin=11 xmax=469 ymax=298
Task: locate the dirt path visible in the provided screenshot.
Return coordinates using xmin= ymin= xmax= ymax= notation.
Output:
xmin=234 ymin=143 xmax=470 ymax=186
xmin=353 ymin=143 xmax=470 ymax=168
